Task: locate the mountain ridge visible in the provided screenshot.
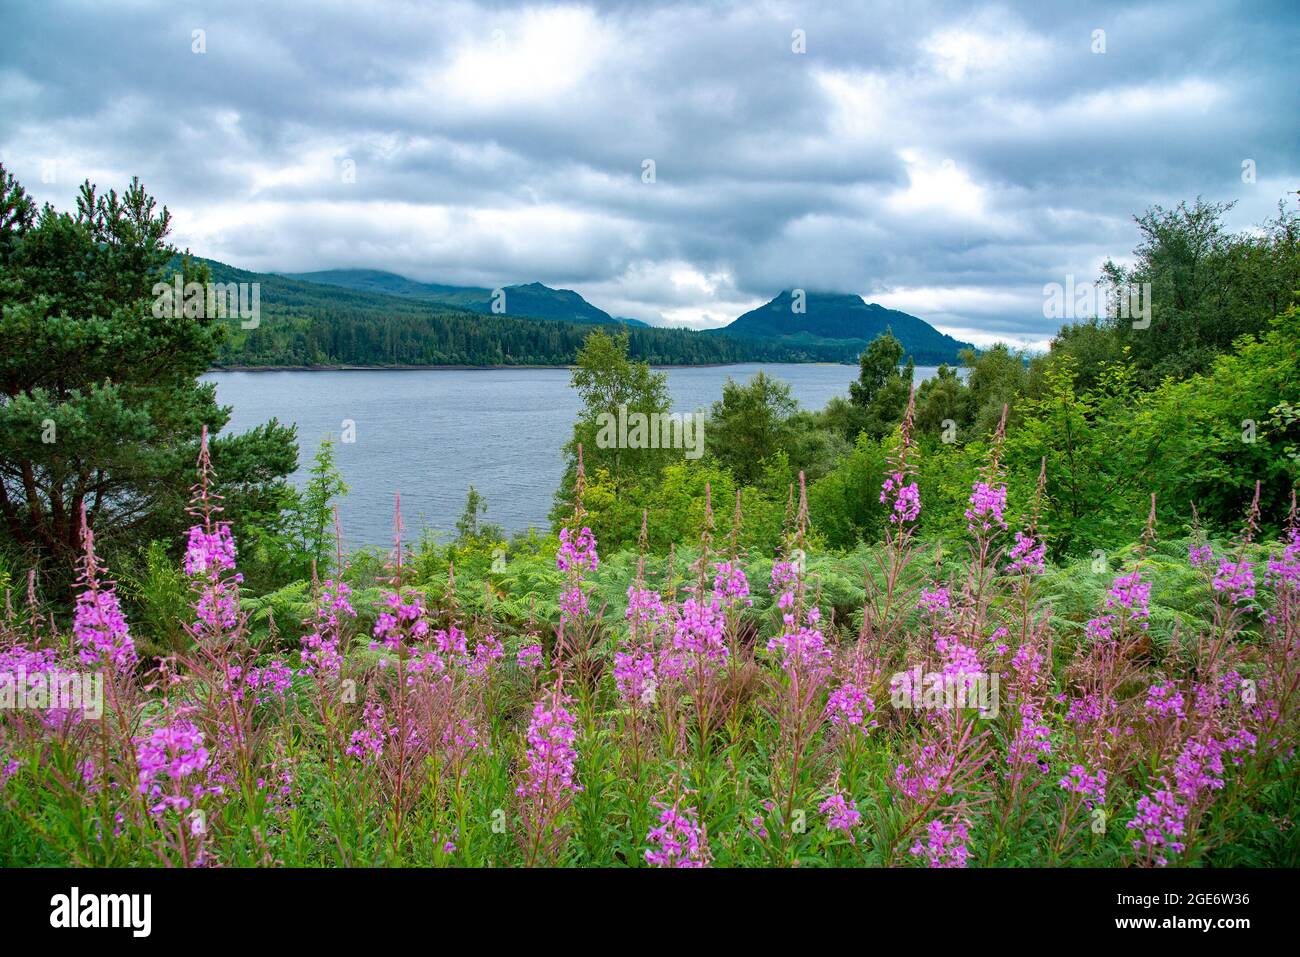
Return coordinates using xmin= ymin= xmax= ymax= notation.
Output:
xmin=707 ymin=290 xmax=972 ymax=364
xmin=283 ymin=268 xmax=648 ymax=327
xmin=179 ymin=257 xmax=971 ymax=366
xmin=282 ymin=271 xmax=968 ymax=361
xmin=177 ymin=256 xmax=872 ymax=368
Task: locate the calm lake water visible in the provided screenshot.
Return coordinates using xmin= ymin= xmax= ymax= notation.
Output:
xmin=204 ymin=364 xmax=945 ymax=548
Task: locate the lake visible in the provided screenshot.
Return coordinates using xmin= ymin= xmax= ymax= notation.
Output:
xmin=204 ymin=364 xmax=947 ymax=548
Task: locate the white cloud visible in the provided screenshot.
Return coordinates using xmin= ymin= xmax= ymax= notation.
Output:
xmin=415 ymin=6 xmax=616 ymax=113
xmin=920 ymin=19 xmax=1051 ymax=83
xmin=885 ymin=151 xmax=988 ymax=219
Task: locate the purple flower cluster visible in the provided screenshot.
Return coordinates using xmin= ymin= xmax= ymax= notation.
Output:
xmin=645 ymin=802 xmax=711 ymax=867
xmin=442 ymin=717 xmax=488 ymax=764
xmin=184 ymin=523 xmax=244 ymax=638
xmin=1007 ymin=702 xmax=1053 ymax=777
xmin=935 ymin=635 xmax=985 ymax=696
xmin=371 ymin=591 xmax=430 ymax=655
xmin=661 ymin=597 xmax=729 ymax=682
xmin=1173 ymin=736 xmax=1228 ymax=799
xmin=558 ymin=585 xmax=590 ymax=624
xmin=766 ymin=623 xmax=832 ymax=677
xmin=769 ymin=559 xmax=799 ymax=607
xmin=135 ymin=718 xmax=212 ymax=815
xmin=819 ymin=789 xmax=862 ymax=843
xmin=1087 ymin=570 xmax=1151 ymax=641
xmin=1107 ymin=571 xmax=1151 ymax=621
xmin=917 ymin=586 xmax=952 ymax=616
xmin=1213 ymin=559 xmax=1256 ymax=605
xmin=895 ymin=744 xmax=956 ymax=800
xmin=1010 ymin=640 xmax=1046 ymax=689
xmin=1007 ymin=530 xmax=1047 ymax=576
xmin=346 ymin=700 xmax=393 ymax=765
xmin=184 ymin=524 xmax=238 ymax=576
xmin=1266 ymin=528 xmax=1299 ymax=587
xmin=0 ymin=645 xmax=56 ymax=675
xmin=0 ymin=647 xmax=89 ymax=730
xmin=825 ymin=682 xmax=877 ymax=735
xmin=516 ymin=643 xmax=544 ymax=671
xmin=1126 ymin=784 xmax=1187 ymax=866
xmin=73 ymin=586 xmax=136 ymax=671
xmin=1066 ymin=692 xmax=1114 ymax=728
xmin=556 ymin=526 xmax=598 ymax=573
xmin=880 ymin=472 xmax=921 ymax=524
xmin=910 ymin=817 xmax=970 ymax=868
xmin=1127 ymin=731 xmax=1256 ymax=865
xmin=467 ymin=635 xmax=504 ymax=680
xmin=300 ymin=580 xmax=354 ymax=679
xmin=965 ymin=481 xmax=1008 ymax=533
xmin=515 ymin=691 xmax=581 ymax=799
xmin=1145 ymin=681 xmax=1186 ymax=721
xmin=626 ymin=586 xmax=669 ymax=631
xmin=712 ymin=561 xmax=753 ymax=608
xmin=1084 ymin=614 xmax=1113 ymax=642
xmin=1058 ymin=764 xmax=1107 ymax=808
xmin=198 ymin=589 xmax=241 ymax=635
xmin=227 ymin=659 xmax=294 ymax=706
xmin=613 ymin=648 xmax=657 ymax=706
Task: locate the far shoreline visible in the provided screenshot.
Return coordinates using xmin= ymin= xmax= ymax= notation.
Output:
xmin=208 ymin=360 xmax=863 ymax=373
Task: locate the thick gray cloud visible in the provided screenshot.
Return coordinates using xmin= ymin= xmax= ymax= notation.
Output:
xmin=2 ymin=0 xmax=1296 ymax=347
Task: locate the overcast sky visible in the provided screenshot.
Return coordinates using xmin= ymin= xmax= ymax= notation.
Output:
xmin=2 ymin=0 xmax=1297 ymax=348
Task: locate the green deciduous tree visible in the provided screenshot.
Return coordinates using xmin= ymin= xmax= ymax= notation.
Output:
xmin=807 ymin=432 xmax=890 ymax=548
xmin=1104 ymin=198 xmax=1299 ymax=387
xmin=914 ymin=363 xmax=973 ymax=443
xmin=848 ymin=330 xmax=914 ymax=438
xmin=552 ymin=329 xmax=672 ymax=523
xmin=456 ymin=484 xmax=488 ymax=541
xmin=706 ymin=371 xmax=798 ymax=486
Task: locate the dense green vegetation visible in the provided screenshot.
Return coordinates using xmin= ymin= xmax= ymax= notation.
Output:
xmin=546 ymin=197 xmax=1299 ymax=567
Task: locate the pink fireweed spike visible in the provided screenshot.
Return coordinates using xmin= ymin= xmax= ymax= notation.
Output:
xmin=1007 ymin=458 xmax=1049 ymax=576
xmin=879 ymin=387 xmax=921 ymax=533
xmin=300 ymin=579 xmax=355 ymax=680
xmin=73 ymin=506 xmax=136 ymax=672
xmin=516 ymin=680 xmax=582 ymax=864
xmin=183 ymin=428 xmax=245 ymax=641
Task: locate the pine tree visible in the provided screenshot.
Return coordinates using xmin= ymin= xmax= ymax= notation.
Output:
xmin=0 ymin=164 xmax=297 ymax=579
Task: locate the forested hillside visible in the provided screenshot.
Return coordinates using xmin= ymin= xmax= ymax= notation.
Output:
xmin=286 ymin=268 xmax=646 ymax=326
xmin=198 ymin=259 xmax=863 ymax=366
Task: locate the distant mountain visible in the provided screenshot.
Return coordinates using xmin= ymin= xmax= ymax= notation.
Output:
xmin=177 ymin=257 xmax=859 ymax=368
xmin=708 ymin=290 xmax=972 ymax=364
xmin=285 ymin=269 xmax=642 ymax=327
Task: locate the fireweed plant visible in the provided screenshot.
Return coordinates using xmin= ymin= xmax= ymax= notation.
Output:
xmin=0 ymin=433 xmax=1297 ymax=868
